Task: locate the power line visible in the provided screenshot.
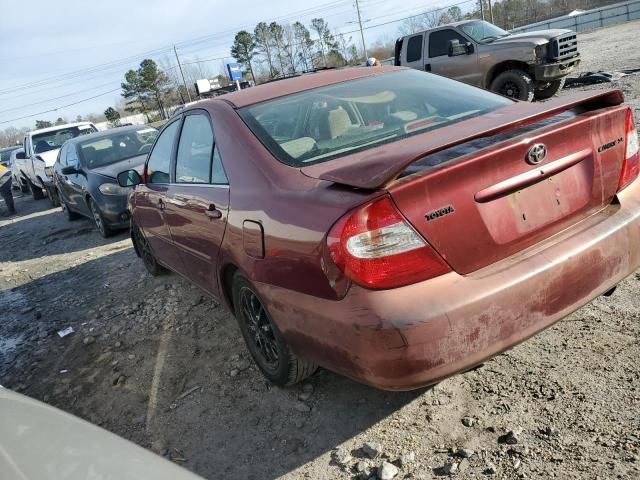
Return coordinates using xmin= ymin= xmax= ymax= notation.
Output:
xmin=0 ymin=88 xmax=121 ymax=125
xmin=0 ymin=81 xmax=120 ymax=114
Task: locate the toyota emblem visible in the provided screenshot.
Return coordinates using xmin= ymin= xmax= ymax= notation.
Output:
xmin=526 ymin=143 xmax=547 ymax=165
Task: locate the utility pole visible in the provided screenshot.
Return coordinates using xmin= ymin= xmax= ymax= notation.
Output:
xmin=355 ymin=0 xmax=368 ymax=60
xmin=488 ymin=0 xmax=494 ymax=23
xmin=479 ymin=0 xmax=485 ymax=20
xmin=173 ymin=46 xmax=192 ymax=102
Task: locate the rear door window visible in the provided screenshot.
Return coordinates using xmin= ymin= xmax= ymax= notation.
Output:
xmin=406 ymin=34 xmax=423 ymax=63
xmin=175 ymin=114 xmax=214 ymax=184
xmin=147 ymin=120 xmax=180 ymax=184
xmin=429 ymin=29 xmax=468 ymax=58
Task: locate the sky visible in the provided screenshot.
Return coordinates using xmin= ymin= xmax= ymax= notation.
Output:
xmin=0 ymin=0 xmax=473 ymax=130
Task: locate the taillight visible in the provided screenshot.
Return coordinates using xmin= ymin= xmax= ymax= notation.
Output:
xmin=618 ymin=108 xmax=639 ymax=192
xmin=327 ymin=196 xmax=451 ymax=289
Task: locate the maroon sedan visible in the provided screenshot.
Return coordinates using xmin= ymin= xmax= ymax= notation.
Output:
xmin=118 ymin=67 xmax=640 ymax=390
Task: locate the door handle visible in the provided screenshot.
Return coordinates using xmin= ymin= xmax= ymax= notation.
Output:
xmin=158 ymin=198 xmax=165 ymax=210
xmin=204 ymin=204 xmax=222 ymax=219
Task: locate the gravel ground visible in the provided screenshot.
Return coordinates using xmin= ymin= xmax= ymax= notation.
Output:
xmin=1 ymin=20 xmax=640 ymax=480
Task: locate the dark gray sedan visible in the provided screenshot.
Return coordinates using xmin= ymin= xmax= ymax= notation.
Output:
xmin=53 ymin=125 xmax=158 ymax=237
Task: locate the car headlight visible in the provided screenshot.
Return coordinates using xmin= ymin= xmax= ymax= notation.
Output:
xmin=44 ymin=166 xmax=53 ymax=177
xmin=98 ymin=183 xmax=129 ymax=195
xmin=535 ymin=43 xmax=548 ymax=61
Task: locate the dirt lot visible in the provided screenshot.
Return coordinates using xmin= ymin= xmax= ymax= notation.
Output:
xmin=2 ymin=20 xmax=640 ymax=480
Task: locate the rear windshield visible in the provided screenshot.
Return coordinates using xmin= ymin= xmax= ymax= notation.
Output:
xmin=32 ymin=126 xmax=97 ymax=154
xmin=238 ymin=70 xmax=512 ymax=166
xmin=78 ymin=127 xmax=158 ymax=168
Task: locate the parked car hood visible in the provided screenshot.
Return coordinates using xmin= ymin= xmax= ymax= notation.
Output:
xmin=0 ymin=387 xmax=204 ymax=480
xmin=36 ymin=149 xmax=60 ymax=167
xmin=494 ymin=29 xmax=572 ymax=45
xmin=300 ymin=89 xmax=623 ymax=190
xmin=90 ymin=153 xmax=147 ymax=179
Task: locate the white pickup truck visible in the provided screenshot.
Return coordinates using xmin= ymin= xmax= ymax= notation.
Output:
xmin=17 ymin=122 xmax=97 ymax=203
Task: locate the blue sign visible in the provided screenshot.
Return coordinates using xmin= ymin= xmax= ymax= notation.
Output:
xmin=227 ymin=62 xmax=242 ymax=81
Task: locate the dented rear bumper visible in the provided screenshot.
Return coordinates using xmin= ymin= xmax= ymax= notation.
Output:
xmin=256 ymin=179 xmax=640 ymax=390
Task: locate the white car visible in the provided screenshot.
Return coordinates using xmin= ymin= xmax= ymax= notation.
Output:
xmin=0 ymin=387 xmax=204 ymax=480
xmin=8 ymin=147 xmax=29 ymax=193
xmin=22 ymin=122 xmax=97 ymax=204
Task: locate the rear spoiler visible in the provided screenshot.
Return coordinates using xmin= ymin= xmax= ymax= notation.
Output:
xmin=300 ymin=89 xmax=624 ymax=190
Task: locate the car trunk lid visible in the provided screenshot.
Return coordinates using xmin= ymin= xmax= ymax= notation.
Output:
xmin=388 ymin=104 xmax=629 ymax=273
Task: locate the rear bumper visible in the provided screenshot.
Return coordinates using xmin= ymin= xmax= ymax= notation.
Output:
xmin=533 ymin=56 xmax=580 ymax=81
xmin=256 ymin=179 xmax=640 ymax=390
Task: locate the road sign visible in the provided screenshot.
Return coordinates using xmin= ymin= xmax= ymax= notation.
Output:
xmin=226 ymin=63 xmax=242 ymax=81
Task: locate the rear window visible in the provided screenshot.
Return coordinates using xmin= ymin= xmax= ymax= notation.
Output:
xmin=78 ymin=127 xmax=158 ymax=168
xmin=239 ymin=70 xmax=512 ymax=167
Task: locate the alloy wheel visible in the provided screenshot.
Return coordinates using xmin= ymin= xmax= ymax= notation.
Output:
xmin=90 ymin=200 xmax=105 ymax=235
xmin=500 ymin=81 xmax=520 ymax=98
xmin=238 ymin=286 xmax=279 ymax=370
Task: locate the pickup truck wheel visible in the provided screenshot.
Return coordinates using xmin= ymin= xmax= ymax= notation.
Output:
xmin=29 ymin=180 xmax=45 ymax=200
xmin=46 ymin=186 xmax=60 ymax=207
xmin=490 ymin=69 xmax=535 ymax=101
xmin=232 ymin=272 xmax=317 ymax=386
xmin=20 ymin=182 xmax=29 ymax=194
xmin=132 ymin=223 xmax=167 ymax=276
xmin=89 ymin=198 xmax=115 ymax=238
xmin=534 ymin=78 xmax=565 ymax=100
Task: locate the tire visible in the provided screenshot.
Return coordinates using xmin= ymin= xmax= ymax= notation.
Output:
xmin=29 ymin=179 xmax=45 ymax=200
xmin=232 ymin=272 xmax=317 ymax=386
xmin=20 ymin=182 xmax=29 ymax=194
xmin=46 ymin=185 xmax=60 ymax=207
xmin=534 ymin=78 xmax=565 ymax=101
xmin=132 ymin=222 xmax=167 ymax=276
xmin=490 ymin=69 xmax=535 ymax=101
xmin=60 ymin=191 xmax=81 ymax=221
xmin=89 ymin=198 xmax=115 ymax=238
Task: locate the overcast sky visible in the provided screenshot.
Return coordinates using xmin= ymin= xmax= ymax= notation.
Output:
xmin=0 ymin=0 xmax=467 ymax=129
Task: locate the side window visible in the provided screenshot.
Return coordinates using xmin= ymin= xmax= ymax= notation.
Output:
xmin=66 ymin=145 xmax=79 ymax=168
xmin=429 ymin=29 xmax=468 ymax=58
xmin=211 ymin=145 xmax=228 ymax=184
xmin=406 ymin=35 xmax=423 ymax=63
xmin=175 ymin=114 xmax=213 ymax=184
xmin=147 ymin=120 xmax=179 ymax=184
xmin=58 ymin=144 xmax=68 ymax=166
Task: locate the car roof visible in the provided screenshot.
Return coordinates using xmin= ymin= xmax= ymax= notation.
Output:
xmin=212 ymin=66 xmax=407 ymax=108
xmin=65 ymin=124 xmax=157 ymax=145
xmin=28 ymin=121 xmax=95 ymax=136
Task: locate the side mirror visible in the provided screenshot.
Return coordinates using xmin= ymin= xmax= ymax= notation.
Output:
xmin=61 ymin=165 xmax=78 ymax=175
xmin=448 ymin=40 xmax=466 ymax=56
xmin=448 ymin=40 xmax=474 ymax=56
xmin=15 ymin=151 xmax=25 ymax=160
xmin=117 ymin=169 xmax=142 ymax=187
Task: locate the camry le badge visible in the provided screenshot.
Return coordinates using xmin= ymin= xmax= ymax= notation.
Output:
xmin=526 ymin=143 xmax=547 ymax=165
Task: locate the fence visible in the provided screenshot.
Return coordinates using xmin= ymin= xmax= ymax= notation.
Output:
xmin=511 ymin=0 xmax=640 ymax=32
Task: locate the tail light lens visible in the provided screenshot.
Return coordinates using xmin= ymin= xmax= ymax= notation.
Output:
xmin=327 ymin=196 xmax=451 ymax=289
xmin=618 ymin=108 xmax=639 ymax=192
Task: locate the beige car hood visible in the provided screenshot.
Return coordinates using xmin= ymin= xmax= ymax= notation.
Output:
xmin=0 ymin=388 xmax=204 ymax=480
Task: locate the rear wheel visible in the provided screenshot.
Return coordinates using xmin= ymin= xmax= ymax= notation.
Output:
xmin=132 ymin=222 xmax=167 ymax=276
xmin=20 ymin=181 xmax=29 ymax=194
xmin=232 ymin=272 xmax=317 ymax=386
xmin=89 ymin=198 xmax=115 ymax=238
xmin=534 ymin=78 xmax=565 ymax=100
xmin=46 ymin=185 xmax=60 ymax=207
xmin=29 ymin=179 xmax=45 ymax=200
xmin=490 ymin=69 xmax=535 ymax=101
